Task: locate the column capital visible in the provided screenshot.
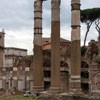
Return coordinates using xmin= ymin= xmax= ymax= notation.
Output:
xmin=71 ymin=0 xmax=80 ymax=4
xmin=51 ymin=0 xmax=61 ymax=9
xmin=71 ymin=0 xmax=81 ymax=10
xmin=34 ymin=0 xmax=42 ymax=11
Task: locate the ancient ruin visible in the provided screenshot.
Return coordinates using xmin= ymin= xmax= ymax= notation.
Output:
xmin=0 ymin=0 xmax=100 ymax=99
xmin=50 ymin=0 xmax=61 ymax=92
xmin=70 ymin=0 xmax=81 ymax=94
xmin=33 ymin=0 xmax=44 ymax=93
xmin=33 ymin=0 xmax=100 ymax=99
xmin=33 ymin=0 xmax=82 ymax=94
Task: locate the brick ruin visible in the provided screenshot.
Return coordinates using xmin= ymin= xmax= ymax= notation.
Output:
xmin=0 ymin=0 xmax=100 ymax=99
xmin=33 ymin=0 xmax=100 ymax=98
xmin=33 ymin=0 xmax=81 ymax=94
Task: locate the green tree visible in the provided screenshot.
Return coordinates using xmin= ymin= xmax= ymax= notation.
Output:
xmin=95 ymin=18 xmax=100 ymax=41
xmin=95 ymin=54 xmax=100 ymax=64
xmin=81 ymin=8 xmax=100 ymax=46
xmin=81 ymin=46 xmax=87 ymax=56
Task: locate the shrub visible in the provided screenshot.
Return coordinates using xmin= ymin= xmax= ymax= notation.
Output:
xmin=95 ymin=54 xmax=100 ymax=64
xmin=81 ymin=46 xmax=87 ymax=56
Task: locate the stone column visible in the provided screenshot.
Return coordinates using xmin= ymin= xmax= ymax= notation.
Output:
xmin=13 ymin=77 xmax=18 ymax=92
xmin=33 ymin=0 xmax=44 ymax=93
xmin=50 ymin=0 xmax=61 ymax=93
xmin=0 ymin=30 xmax=5 ymax=68
xmin=70 ymin=0 xmax=81 ymax=94
xmin=2 ymin=78 xmax=6 ymax=90
xmin=61 ymin=72 xmax=69 ymax=93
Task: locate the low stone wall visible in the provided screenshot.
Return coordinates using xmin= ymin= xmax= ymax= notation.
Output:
xmin=36 ymin=94 xmax=99 ymax=100
xmin=36 ymin=94 xmax=60 ymax=100
xmin=61 ymin=95 xmax=91 ymax=100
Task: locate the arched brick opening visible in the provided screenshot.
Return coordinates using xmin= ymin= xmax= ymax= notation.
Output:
xmin=81 ymin=61 xmax=89 ymax=94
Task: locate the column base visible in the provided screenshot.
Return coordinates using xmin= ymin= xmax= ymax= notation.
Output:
xmin=69 ymin=89 xmax=83 ymax=96
xmin=49 ymin=86 xmax=61 ymax=93
xmin=32 ymin=86 xmax=44 ymax=93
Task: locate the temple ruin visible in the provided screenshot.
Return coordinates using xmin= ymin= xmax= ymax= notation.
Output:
xmin=33 ymin=0 xmax=82 ymax=94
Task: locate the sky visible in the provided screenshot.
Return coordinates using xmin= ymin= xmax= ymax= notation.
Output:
xmin=0 ymin=0 xmax=100 ymax=54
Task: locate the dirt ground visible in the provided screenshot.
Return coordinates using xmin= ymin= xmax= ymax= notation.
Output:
xmin=0 ymin=95 xmax=33 ymax=100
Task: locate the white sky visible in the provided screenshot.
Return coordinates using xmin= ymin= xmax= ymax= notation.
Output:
xmin=0 ymin=0 xmax=100 ymax=54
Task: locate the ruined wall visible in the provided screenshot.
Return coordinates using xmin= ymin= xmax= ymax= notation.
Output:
xmin=36 ymin=95 xmax=96 ymax=100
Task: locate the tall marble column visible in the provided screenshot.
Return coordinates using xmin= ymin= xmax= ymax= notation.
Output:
xmin=0 ymin=30 xmax=5 ymax=68
xmin=50 ymin=0 xmax=61 ymax=93
xmin=70 ymin=0 xmax=81 ymax=94
xmin=0 ymin=30 xmax=5 ymax=92
xmin=33 ymin=0 xmax=44 ymax=93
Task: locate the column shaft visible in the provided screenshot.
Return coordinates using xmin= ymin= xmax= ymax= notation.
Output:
xmin=33 ymin=0 xmax=43 ymax=93
xmin=0 ymin=31 xmax=5 ymax=68
xmin=50 ymin=0 xmax=61 ymax=93
xmin=70 ymin=0 xmax=81 ymax=94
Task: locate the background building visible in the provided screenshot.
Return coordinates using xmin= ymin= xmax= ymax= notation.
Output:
xmin=42 ymin=38 xmax=71 ymax=92
xmin=0 ymin=47 xmax=29 ymax=92
xmin=0 ymin=30 xmax=100 ymax=95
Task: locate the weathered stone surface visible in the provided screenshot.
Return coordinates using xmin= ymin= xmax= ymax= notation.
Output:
xmin=61 ymin=96 xmax=89 ymax=100
xmin=37 ymin=94 xmax=60 ymax=100
xmin=36 ymin=94 xmax=99 ymax=100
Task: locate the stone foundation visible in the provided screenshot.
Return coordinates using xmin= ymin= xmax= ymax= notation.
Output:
xmin=36 ymin=94 xmax=99 ymax=100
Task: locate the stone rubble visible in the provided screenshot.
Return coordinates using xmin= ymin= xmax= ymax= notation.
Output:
xmin=36 ymin=93 xmax=100 ymax=100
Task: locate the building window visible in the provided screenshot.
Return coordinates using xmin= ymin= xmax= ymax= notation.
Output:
xmin=44 ymin=71 xmax=51 ymax=78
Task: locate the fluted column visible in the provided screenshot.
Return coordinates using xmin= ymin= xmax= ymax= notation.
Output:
xmin=70 ymin=0 xmax=81 ymax=94
xmin=50 ymin=0 xmax=61 ymax=93
xmin=33 ymin=0 xmax=44 ymax=93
